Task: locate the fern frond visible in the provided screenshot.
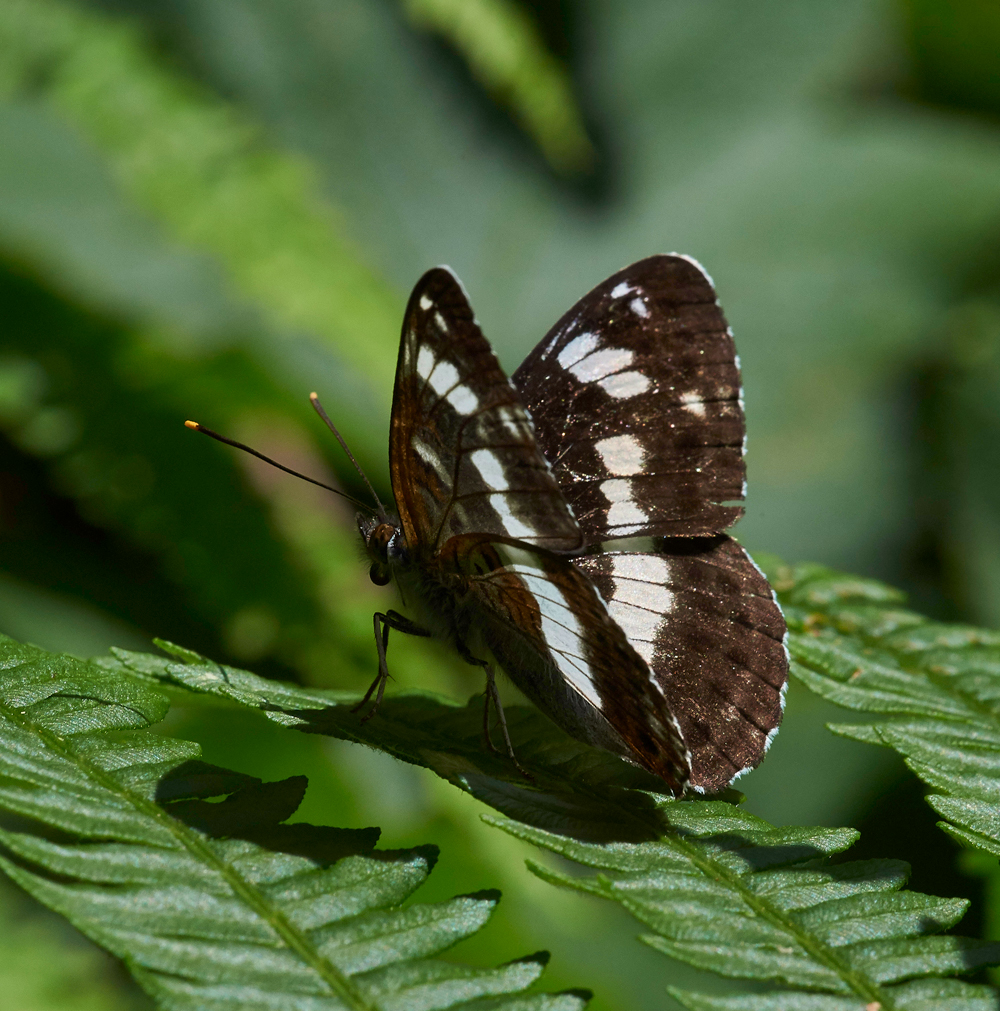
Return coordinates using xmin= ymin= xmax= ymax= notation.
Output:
xmin=763 ymin=557 xmax=1000 ymax=858
xmin=104 ymin=638 xmax=1000 ymax=1007
xmin=0 ymin=634 xmax=587 ymax=1010
xmin=400 ymin=0 xmax=595 ymax=175
xmin=106 ymin=638 xmax=685 ymax=842
xmin=488 ymin=807 xmax=1000 ymax=1010
xmin=0 ymin=0 xmax=401 ymax=392
xmin=666 ymin=976 xmax=1000 ymax=1010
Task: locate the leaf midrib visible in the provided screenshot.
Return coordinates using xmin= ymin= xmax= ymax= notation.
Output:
xmin=0 ymin=687 xmax=378 ymax=1011
xmin=509 ymin=785 xmax=898 ymax=1010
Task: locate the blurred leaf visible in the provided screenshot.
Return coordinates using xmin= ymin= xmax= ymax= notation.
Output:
xmin=919 ymin=297 xmax=1000 ymax=628
xmin=0 ymin=874 xmax=150 ymax=1011
xmin=0 ymin=633 xmax=589 ymax=1010
xmin=0 ymin=571 xmax=148 ymax=656
xmin=903 ymin=0 xmax=1000 ymax=117
xmin=0 ymin=265 xmax=342 ymax=677
xmin=401 ymin=0 xmax=595 ymax=174
xmin=0 ymin=0 xmax=401 ymax=392
xmin=0 ymin=1 xmax=395 ymax=499
xmin=763 ymin=556 xmax=1000 ymax=862
xmin=0 ymin=0 xmax=442 ymax=690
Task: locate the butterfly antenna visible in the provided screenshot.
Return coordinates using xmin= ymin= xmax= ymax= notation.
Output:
xmin=309 ymin=392 xmax=387 ymax=518
xmin=184 ymin=420 xmax=375 ymax=514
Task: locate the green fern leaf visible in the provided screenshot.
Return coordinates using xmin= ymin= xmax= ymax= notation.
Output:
xmin=487 ymin=807 xmax=1000 ymax=1010
xmin=761 ymin=557 xmax=1000 ymax=858
xmin=0 ymin=634 xmax=588 ymax=1010
xmin=101 ymin=637 xmax=1000 ymax=1007
xmin=105 ymin=638 xmax=680 ymax=842
xmin=667 ymin=976 xmax=1000 ymax=1010
xmin=400 ymin=0 xmax=595 ymax=175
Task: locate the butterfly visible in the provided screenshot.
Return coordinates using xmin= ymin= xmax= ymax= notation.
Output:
xmin=188 ymin=256 xmax=787 ymax=795
xmin=353 ymin=255 xmax=789 ymax=796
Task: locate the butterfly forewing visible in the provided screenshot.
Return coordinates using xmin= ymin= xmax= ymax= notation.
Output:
xmin=574 ymin=537 xmax=787 ymax=793
xmin=391 ymin=268 xmax=582 ymax=553
xmin=444 ymin=535 xmax=690 ymax=792
xmin=513 ymin=255 xmax=745 ymax=543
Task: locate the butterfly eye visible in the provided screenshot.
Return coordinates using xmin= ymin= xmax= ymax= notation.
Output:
xmin=386 ymin=531 xmax=408 ymax=563
xmin=369 ymin=562 xmax=391 ymax=586
xmin=368 ymin=522 xmax=396 ymax=562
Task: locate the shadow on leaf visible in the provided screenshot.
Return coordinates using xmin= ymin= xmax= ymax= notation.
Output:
xmin=155 ymin=758 xmax=383 ymax=863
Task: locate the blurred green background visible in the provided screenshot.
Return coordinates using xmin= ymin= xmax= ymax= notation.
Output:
xmin=3 ymin=1 xmax=1000 ymax=1008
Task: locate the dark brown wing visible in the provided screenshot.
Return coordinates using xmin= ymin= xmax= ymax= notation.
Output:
xmin=390 ymin=268 xmax=582 ymax=553
xmin=512 ymin=255 xmax=745 ymax=543
xmin=443 ymin=534 xmax=690 ymax=794
xmin=575 ymin=537 xmax=788 ymax=793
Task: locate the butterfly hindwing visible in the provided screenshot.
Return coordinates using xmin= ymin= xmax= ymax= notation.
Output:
xmin=574 ymin=536 xmax=788 ymax=793
xmin=390 ymin=268 xmax=582 ymax=553
xmin=442 ymin=534 xmax=690 ymax=792
xmin=512 ymin=255 xmax=745 ymax=543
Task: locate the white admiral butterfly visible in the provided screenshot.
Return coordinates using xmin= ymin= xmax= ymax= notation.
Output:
xmin=357 ymin=255 xmax=787 ymax=796
xmin=189 ymin=255 xmax=788 ymax=796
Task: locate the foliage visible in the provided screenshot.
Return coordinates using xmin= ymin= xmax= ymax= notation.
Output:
xmin=0 ymin=0 xmax=408 ymax=685
xmin=496 ymin=817 xmax=1000 ymax=1011
xmin=88 ymin=634 xmax=1000 ymax=1009
xmin=767 ymin=557 xmax=1000 ymax=862
xmin=0 ymin=875 xmax=148 ymax=1011
xmin=400 ymin=0 xmax=594 ymax=174
xmin=0 ymin=0 xmax=401 ymax=394
xmin=0 ymin=633 xmax=587 ymax=1011
xmin=5 ymin=0 xmax=1000 ymax=1009
xmin=903 ymin=0 xmax=1000 ymax=117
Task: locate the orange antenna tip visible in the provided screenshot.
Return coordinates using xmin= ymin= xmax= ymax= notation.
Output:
xmin=309 ymin=392 xmax=319 ymax=401
xmin=181 ymin=415 xmax=374 ymax=513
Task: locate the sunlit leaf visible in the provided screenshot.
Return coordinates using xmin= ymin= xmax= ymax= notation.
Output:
xmin=98 ymin=633 xmax=1000 ymax=1007
xmin=401 ymin=0 xmax=594 ymax=174
xmin=765 ymin=555 xmax=1000 ymax=863
xmin=0 ymin=633 xmax=588 ymax=1010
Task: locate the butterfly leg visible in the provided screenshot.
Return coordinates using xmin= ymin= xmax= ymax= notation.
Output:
xmin=452 ymin=640 xmax=497 ymax=749
xmin=455 ymin=640 xmax=533 ymax=780
xmin=481 ymin=672 xmax=502 ymax=757
xmin=354 ymin=610 xmax=431 ymax=722
xmin=484 ymin=668 xmax=535 ymax=781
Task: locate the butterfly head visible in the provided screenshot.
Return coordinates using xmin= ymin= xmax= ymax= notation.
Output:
xmin=358 ymin=514 xmax=408 ymax=586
